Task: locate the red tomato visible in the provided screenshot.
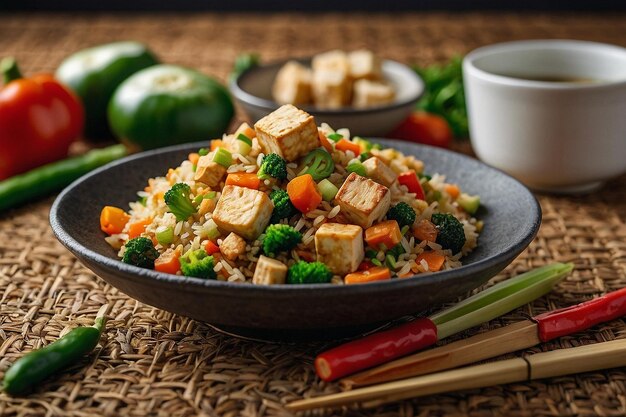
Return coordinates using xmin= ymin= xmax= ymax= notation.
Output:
xmin=0 ymin=59 xmax=84 ymax=180
xmin=389 ymin=111 xmax=453 ymax=149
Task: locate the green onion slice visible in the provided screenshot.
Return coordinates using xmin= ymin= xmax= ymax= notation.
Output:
xmin=346 ymin=161 xmax=367 ymax=177
xmin=156 ymin=226 xmax=175 ymax=245
xmin=198 ymin=147 xmax=209 ymax=156
xmin=237 ymin=133 xmax=252 ymax=146
xmin=212 ymin=148 xmax=232 ymax=168
xmin=327 ymin=133 xmax=343 ymax=142
xmin=318 ymin=179 xmax=339 ymax=202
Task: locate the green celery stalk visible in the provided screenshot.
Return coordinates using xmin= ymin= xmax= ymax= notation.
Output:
xmin=431 ymin=263 xmax=573 ymax=339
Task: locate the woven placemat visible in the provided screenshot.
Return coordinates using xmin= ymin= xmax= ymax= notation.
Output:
xmin=1 ymin=12 xmax=626 ymax=417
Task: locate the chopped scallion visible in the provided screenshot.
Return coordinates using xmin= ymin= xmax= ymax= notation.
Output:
xmin=318 ymin=179 xmax=339 ymax=202
xmin=213 ymin=148 xmax=232 ymax=167
xmin=198 ymin=148 xmax=209 ymax=156
xmin=327 ymin=133 xmax=343 ymax=142
xmin=346 ymin=161 xmax=367 ymax=177
xmin=156 ymin=226 xmax=174 ymax=245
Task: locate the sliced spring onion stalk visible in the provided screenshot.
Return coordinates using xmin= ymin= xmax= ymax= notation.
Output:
xmin=205 ymin=219 xmax=220 ymax=240
xmin=212 ymin=148 xmax=232 ymax=167
xmin=155 ymin=226 xmax=174 ymax=245
xmin=346 ymin=161 xmax=367 ymax=177
xmin=301 ymin=149 xmax=335 ymax=181
xmin=371 ymin=258 xmax=383 ymax=267
xmin=336 ymin=128 xmax=350 ymax=139
xmin=198 ymin=147 xmax=209 ymax=156
xmin=318 ymin=179 xmax=339 ymax=202
xmin=192 ymin=191 xmax=217 ymax=205
xmin=236 ymin=133 xmax=252 ymax=155
xmin=327 ymin=133 xmax=343 ymax=142
xmin=385 ymin=254 xmax=396 ymax=269
xmin=431 ymin=262 xmax=574 ymax=339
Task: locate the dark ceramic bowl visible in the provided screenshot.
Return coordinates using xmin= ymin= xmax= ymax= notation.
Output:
xmin=230 ymin=57 xmax=424 ymax=137
xmin=50 ymin=140 xmax=540 ymax=340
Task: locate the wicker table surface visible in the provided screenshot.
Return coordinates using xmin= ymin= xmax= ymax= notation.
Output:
xmin=1 ymin=11 xmax=625 ymax=417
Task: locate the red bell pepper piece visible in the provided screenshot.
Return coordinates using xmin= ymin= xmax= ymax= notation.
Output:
xmin=204 ymin=240 xmax=220 ymax=255
xmin=398 ymin=171 xmax=425 ymax=200
xmin=314 ymin=318 xmax=438 ymax=382
xmin=534 ymin=287 xmax=626 ymax=342
xmin=0 ymin=58 xmax=84 ymax=180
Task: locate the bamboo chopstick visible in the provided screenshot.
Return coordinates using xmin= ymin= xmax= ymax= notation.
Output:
xmin=286 ymin=338 xmax=626 ymax=412
xmin=341 ymin=320 xmax=540 ymax=389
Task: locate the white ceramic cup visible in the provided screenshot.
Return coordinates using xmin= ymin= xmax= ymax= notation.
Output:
xmin=463 ymin=40 xmax=626 ymax=193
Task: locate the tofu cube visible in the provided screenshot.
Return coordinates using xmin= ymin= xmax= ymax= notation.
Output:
xmin=349 ymin=50 xmax=382 ymax=80
xmin=220 ymin=232 xmax=246 ymax=261
xmin=311 ymin=69 xmax=352 ymax=109
xmin=352 ymin=79 xmax=395 ymax=108
xmin=335 ymin=173 xmax=391 ymax=229
xmin=312 ymin=50 xmax=351 ymax=73
xmin=253 ymin=255 xmax=288 ymax=285
xmin=315 ymin=223 xmax=364 ymax=276
xmin=194 ymin=152 xmax=227 ymax=187
xmin=362 ymin=156 xmax=397 ymax=187
xmin=212 ymin=185 xmax=273 ymax=240
xmin=272 ymin=61 xmax=313 ymax=105
xmin=254 ymin=104 xmax=320 ymax=162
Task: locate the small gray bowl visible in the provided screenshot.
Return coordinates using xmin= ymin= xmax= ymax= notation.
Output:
xmin=230 ymin=58 xmax=424 ymax=137
xmin=50 ymin=140 xmax=540 ymax=341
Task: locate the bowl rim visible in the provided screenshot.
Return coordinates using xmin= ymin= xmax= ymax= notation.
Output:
xmin=50 ymin=139 xmax=541 ymax=297
xmin=229 ymin=56 xmax=425 ymax=116
xmin=463 ymin=39 xmax=626 ymax=90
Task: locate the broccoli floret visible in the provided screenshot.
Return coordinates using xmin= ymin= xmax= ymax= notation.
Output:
xmin=257 ymin=153 xmax=287 ymax=181
xmin=122 ymin=237 xmax=159 ymax=269
xmin=387 ymin=202 xmax=416 ymax=228
xmin=269 ymin=189 xmax=297 ymax=223
xmin=287 ymin=261 xmax=333 ymax=284
xmin=262 ymin=224 xmax=302 ymax=257
xmin=180 ymin=248 xmax=216 ymax=279
xmin=164 ymin=183 xmax=197 ymax=221
xmin=431 ymin=213 xmax=466 ymax=254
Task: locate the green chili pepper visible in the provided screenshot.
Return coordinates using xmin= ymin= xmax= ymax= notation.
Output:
xmin=0 ymin=145 xmax=127 ymax=212
xmin=2 ymin=315 xmax=107 ymax=396
xmin=300 ymin=149 xmax=335 ymax=181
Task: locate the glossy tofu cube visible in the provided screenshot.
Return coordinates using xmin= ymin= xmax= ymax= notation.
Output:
xmin=272 ymin=61 xmax=312 ymax=105
xmin=252 ymin=255 xmax=288 ymax=285
xmin=362 ymin=156 xmax=397 ymax=187
xmin=352 ymin=79 xmax=395 ymax=108
xmin=194 ymin=152 xmax=227 ymax=187
xmin=212 ymin=185 xmax=273 ymax=240
xmin=315 ymin=223 xmax=364 ymax=276
xmin=254 ymin=104 xmax=320 ymax=162
xmin=349 ymin=50 xmax=382 ymax=80
xmin=335 ymin=172 xmax=391 ymax=229
xmin=219 ymin=232 xmax=246 ymax=261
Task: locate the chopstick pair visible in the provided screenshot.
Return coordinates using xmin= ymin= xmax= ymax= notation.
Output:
xmin=287 ymin=338 xmax=626 ymax=411
xmin=287 ymin=287 xmax=626 ymax=411
xmin=341 ymin=286 xmax=626 ymax=388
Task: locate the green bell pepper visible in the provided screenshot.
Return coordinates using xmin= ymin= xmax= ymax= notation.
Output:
xmin=56 ymin=41 xmax=158 ymax=140
xmin=107 ymin=65 xmax=234 ymax=150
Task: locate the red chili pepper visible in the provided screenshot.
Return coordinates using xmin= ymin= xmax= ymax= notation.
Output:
xmin=0 ymin=58 xmax=84 ymax=180
xmin=204 ymin=240 xmax=220 ymax=255
xmin=398 ymin=171 xmax=425 ymax=200
xmin=357 ymin=259 xmax=375 ymax=271
xmin=534 ymin=287 xmax=626 ymax=342
xmin=314 ymin=318 xmax=438 ymax=382
xmin=389 ymin=111 xmax=453 ymax=149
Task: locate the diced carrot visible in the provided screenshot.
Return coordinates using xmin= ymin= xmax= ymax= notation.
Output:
xmin=188 ymin=152 xmax=200 ymax=165
xmin=204 ymin=240 xmax=220 ymax=255
xmin=100 ymin=206 xmax=130 ymax=235
xmin=210 ymin=139 xmax=224 ymax=152
xmin=444 ymin=183 xmax=460 ymax=199
xmin=416 ymin=251 xmax=446 ymax=272
xmin=345 ymin=267 xmax=391 ymax=284
xmin=235 ymin=123 xmax=256 ymax=139
xmin=335 ymin=139 xmax=361 ymax=156
xmin=413 ymin=218 xmax=438 ymax=243
xmin=287 ymin=174 xmax=322 ymax=213
xmin=128 ymin=218 xmax=152 ymax=239
xmin=225 ymin=172 xmax=260 ymax=189
xmin=318 ymin=130 xmax=334 ymax=153
xmin=365 ymin=220 xmax=402 ymax=249
xmin=155 ymin=248 xmax=181 ymax=275
xmin=398 ymin=171 xmax=425 ymax=200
